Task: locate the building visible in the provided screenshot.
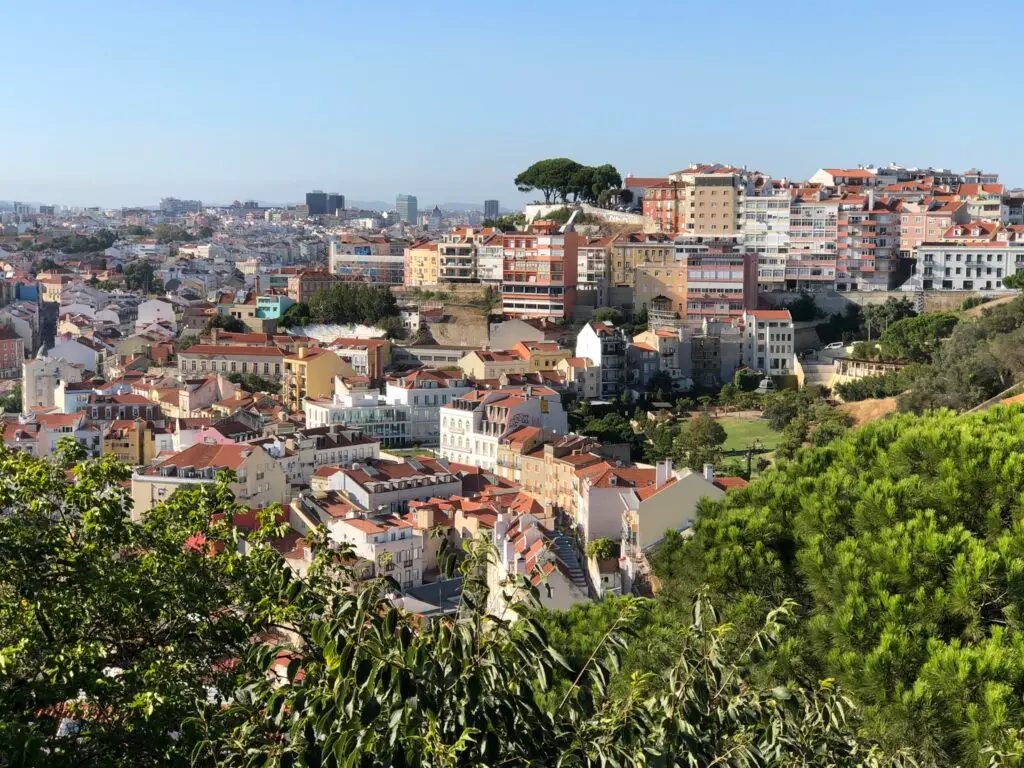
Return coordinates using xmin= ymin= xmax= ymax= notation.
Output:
xmin=511 ymin=340 xmax=571 ymax=372
xmin=739 ymin=309 xmax=797 ymax=375
xmin=314 ymin=456 xmax=460 ymax=516
xmin=500 ymin=220 xmax=579 ymax=321
xmin=283 ymin=347 xmax=355 ymax=412
xmin=439 ymin=386 xmax=567 ymax=472
xmin=834 ymin=194 xmax=903 ymax=291
xmin=0 ymin=325 xmax=25 ymax=379
xmin=899 ymin=199 xmax=969 ymax=256
xmin=326 ymin=193 xmax=345 ymax=215
xmin=484 ymin=200 xmax=499 ymax=219
xmin=788 ymin=191 xmax=840 ymax=289
xmin=486 ymin=512 xmax=589 ymax=620
xmin=577 ymin=236 xmax=612 ymax=306
xmin=103 ymin=418 xmax=164 ymax=466
xmin=742 ymin=181 xmax=792 ymax=289
xmin=397 ymin=194 xmax=418 ymax=225
xmin=912 ymin=222 xmax=1024 ymax=291
xmin=609 ymin=233 xmax=675 ymax=292
xmin=682 ymin=247 xmax=758 ymax=319
xmin=286 ymin=270 xmax=348 ymax=304
xmin=807 ymin=168 xmax=879 ymax=188
xmin=131 ymin=443 xmax=289 ymax=520
xmin=306 ymin=191 xmax=328 ymax=216
xmin=384 ymin=368 xmax=474 ymax=445
xmin=327 ymin=337 xmax=391 ymax=379
xmin=437 ymin=228 xmax=476 ymax=283
xmin=304 ymin=377 xmax=412 ymax=447
xmin=457 ymin=349 xmax=529 ymax=381
xmin=328 ymin=239 xmax=405 ymax=286
xmin=178 ymin=344 xmax=286 ymax=382
xmin=428 ymin=206 xmax=442 ymax=231
xmin=22 ymin=357 xmax=84 ymax=413
xmin=643 ymin=164 xmax=747 ymax=235
xmin=575 ymin=321 xmax=626 ymax=398
xmin=404 ymin=241 xmax=439 ymax=287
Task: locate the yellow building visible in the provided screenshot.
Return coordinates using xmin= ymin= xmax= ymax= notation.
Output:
xmin=104 ymin=419 xmax=151 ymax=465
xmin=610 ymin=233 xmax=675 ymax=288
xmin=283 ymin=346 xmax=356 ymax=412
xmin=512 ymin=340 xmax=572 ymax=372
xmin=404 ymin=241 xmax=439 ymax=287
xmin=634 ymin=263 xmax=687 ymax=314
xmin=457 ymin=349 xmax=529 ymax=381
xmin=130 ymin=443 xmax=289 ymax=520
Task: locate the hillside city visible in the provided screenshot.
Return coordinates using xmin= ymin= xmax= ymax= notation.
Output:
xmin=7 ymin=159 xmax=1024 ymax=764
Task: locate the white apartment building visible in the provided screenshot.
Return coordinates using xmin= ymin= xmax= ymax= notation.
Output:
xmin=913 ymin=224 xmax=1024 ymax=291
xmin=476 ymin=235 xmax=504 ymax=284
xmin=328 ymin=240 xmax=404 ymax=285
xmin=574 ymin=321 xmax=626 ymax=399
xmin=739 ymin=309 xmax=796 ymax=375
xmin=741 ymin=187 xmax=791 ymax=289
xmin=384 ymin=368 xmax=474 ymax=445
xmin=439 ymin=386 xmax=567 ymax=472
xmin=303 ymin=377 xmax=411 ymax=447
xmin=317 ymin=456 xmax=461 ymax=515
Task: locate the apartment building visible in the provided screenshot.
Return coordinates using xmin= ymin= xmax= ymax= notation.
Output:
xmin=439 ymin=386 xmax=567 ymax=472
xmin=476 ymin=233 xmax=504 ymax=284
xmin=131 ymin=443 xmax=288 ymax=519
xmin=575 ymin=321 xmax=626 ymax=398
xmin=913 ymin=222 xmax=1024 ymax=291
xmin=643 ymin=164 xmax=747 ymax=235
xmin=899 ymin=199 xmax=969 ymax=255
xmin=609 ymin=233 xmax=675 ymax=289
xmin=314 ymin=456 xmax=461 ymax=515
xmin=22 ymin=357 xmax=84 ymax=413
xmin=577 ymin=235 xmax=612 ymax=306
xmin=282 ymin=346 xmax=355 ymax=411
xmin=457 ymin=349 xmax=529 ymax=381
xmin=0 ymin=325 xmax=25 ymax=379
xmin=384 ymin=368 xmax=474 ymax=445
xmin=103 ymin=418 xmax=164 ymax=466
xmin=303 ymin=377 xmax=411 ymax=447
xmin=404 ymin=241 xmax=439 ymax=287
xmin=329 ymin=237 xmax=404 ymax=285
xmin=739 ymin=309 xmax=796 ymax=375
xmin=286 ymin=270 xmax=349 ymax=303
xmin=500 ymin=220 xmax=579 ymax=321
xmin=178 ymin=345 xmax=286 ymax=382
xmin=437 ymin=227 xmax=480 ymax=283
xmin=511 ymin=340 xmax=571 ymax=372
xmin=835 ymin=194 xmax=903 ymax=291
xmin=807 ymin=167 xmax=880 ymax=188
xmin=788 ymin=191 xmax=840 ymax=289
xmin=958 ymin=184 xmax=1007 ymax=223
xmin=250 ymin=425 xmax=379 ymax=487
xmin=742 ymin=181 xmax=792 ymax=288
xmin=327 ymin=337 xmax=391 ymax=379
xmin=682 ymin=248 xmax=758 ymax=319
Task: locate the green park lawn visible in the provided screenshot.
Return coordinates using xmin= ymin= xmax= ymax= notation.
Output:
xmin=717 ymin=416 xmax=783 ymax=452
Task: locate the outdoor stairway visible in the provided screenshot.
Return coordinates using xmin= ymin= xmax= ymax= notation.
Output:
xmin=551 ymin=531 xmax=589 ymax=591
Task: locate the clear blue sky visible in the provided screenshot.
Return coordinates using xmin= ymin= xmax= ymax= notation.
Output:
xmin=3 ymin=0 xmax=1022 ymax=208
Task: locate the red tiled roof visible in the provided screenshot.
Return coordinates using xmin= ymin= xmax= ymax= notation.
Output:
xmin=180 ymin=345 xmax=285 ymax=357
xmin=146 ymin=443 xmax=256 ymax=473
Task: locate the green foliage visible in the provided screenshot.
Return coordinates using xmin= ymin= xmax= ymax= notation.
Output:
xmin=277 ymin=301 xmax=313 ymax=329
xmin=762 ymin=388 xmax=816 ymax=431
xmin=226 ymin=371 xmax=281 ymax=394
xmin=734 ymin=369 xmax=762 ymax=392
xmin=205 ymin=314 xmax=248 ymax=334
xmin=35 ymin=257 xmax=59 ymax=273
xmin=514 ymin=158 xmax=621 ymax=204
xmin=124 ymin=225 xmax=152 ymax=236
xmin=583 ymin=412 xmax=636 ymax=447
xmin=481 ymin=212 xmax=526 ymax=232
xmin=0 ymin=384 xmax=22 ymax=414
xmin=34 ymin=229 xmax=116 ymax=255
xmin=672 ymin=412 xmax=726 ymax=469
xmin=307 ymin=283 xmax=398 ymax=328
xmin=592 ymin=308 xmax=623 ymax=325
xmin=835 ymin=365 xmax=928 ymax=402
xmin=850 ymin=340 xmax=879 ymax=360
xmin=877 ymin=312 xmax=957 ymax=362
xmin=667 ymin=407 xmax=1024 ymax=764
xmin=646 ymin=370 xmax=674 ymax=401
xmin=122 ymin=261 xmax=157 ymax=292
xmin=1002 ymin=271 xmax=1024 ymax=289
xmin=782 ymin=291 xmax=821 ymax=322
xmin=586 ymin=537 xmax=618 ymax=560
xmin=152 ymin=223 xmax=192 ymax=243
xmin=960 ymin=295 xmax=991 ymax=311
xmin=862 ymin=297 xmax=917 ymax=338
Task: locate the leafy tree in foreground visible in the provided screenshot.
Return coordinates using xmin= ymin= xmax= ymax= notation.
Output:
xmin=664 ymin=406 xmax=1024 ymax=765
xmin=0 ymin=438 xmax=901 ymax=766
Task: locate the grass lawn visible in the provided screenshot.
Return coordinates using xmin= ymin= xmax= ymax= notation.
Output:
xmin=717 ymin=416 xmax=783 ymax=452
xmin=384 ymin=447 xmax=437 ymax=458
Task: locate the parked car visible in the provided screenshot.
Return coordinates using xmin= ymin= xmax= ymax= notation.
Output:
xmin=824 ymin=341 xmax=846 ymax=350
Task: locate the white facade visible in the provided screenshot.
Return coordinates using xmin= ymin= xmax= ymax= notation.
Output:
xmin=22 ymin=357 xmax=84 ymax=413
xmin=135 ymin=299 xmax=176 ymax=332
xmin=439 ymin=387 xmax=568 ymax=472
xmin=476 ymin=241 xmax=504 ymax=284
xmin=740 ymin=310 xmax=796 ymax=375
xmin=914 ymin=242 xmax=1021 ymax=291
xmin=742 ymin=190 xmax=792 ymax=287
xmin=304 ymin=379 xmax=411 ymax=447
xmin=384 ymin=373 xmax=474 ymax=445
xmin=574 ymin=322 xmax=626 ymax=399
xmin=48 ymin=338 xmax=102 ymax=372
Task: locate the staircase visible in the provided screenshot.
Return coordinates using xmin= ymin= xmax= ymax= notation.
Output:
xmin=551 ymin=531 xmax=589 ymax=591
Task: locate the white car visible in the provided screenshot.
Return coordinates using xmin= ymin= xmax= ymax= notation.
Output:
xmin=824 ymin=341 xmax=846 ymax=350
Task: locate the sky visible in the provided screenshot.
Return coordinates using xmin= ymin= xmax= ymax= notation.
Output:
xmin=3 ymin=0 xmax=1023 ymax=208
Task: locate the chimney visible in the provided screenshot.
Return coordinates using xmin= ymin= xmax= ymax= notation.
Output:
xmin=298 ymin=347 xmax=307 ymax=359
xmin=655 ymin=459 xmax=672 ymax=489
xmin=703 ymin=463 xmax=714 ymax=483
xmin=416 ymin=506 xmax=434 ymax=530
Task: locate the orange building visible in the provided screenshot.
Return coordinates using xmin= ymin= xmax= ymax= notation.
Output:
xmin=500 ymin=220 xmax=579 ymax=321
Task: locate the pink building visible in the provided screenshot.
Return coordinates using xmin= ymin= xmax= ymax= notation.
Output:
xmin=682 ymin=248 xmax=757 ymax=319
xmin=501 ymin=220 xmax=579 ymax=321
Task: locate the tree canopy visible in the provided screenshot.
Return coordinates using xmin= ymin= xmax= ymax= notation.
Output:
xmin=279 ymin=284 xmax=399 ymax=330
xmin=514 ymin=158 xmax=622 ymax=204
xmin=0 ymin=439 xmax=896 ymax=766
xmin=659 ymin=406 xmax=1024 ymax=765
xmin=877 ymin=312 xmax=957 ymax=362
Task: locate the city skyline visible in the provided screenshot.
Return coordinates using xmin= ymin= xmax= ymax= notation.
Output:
xmin=3 ymin=0 xmax=1024 ymax=207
